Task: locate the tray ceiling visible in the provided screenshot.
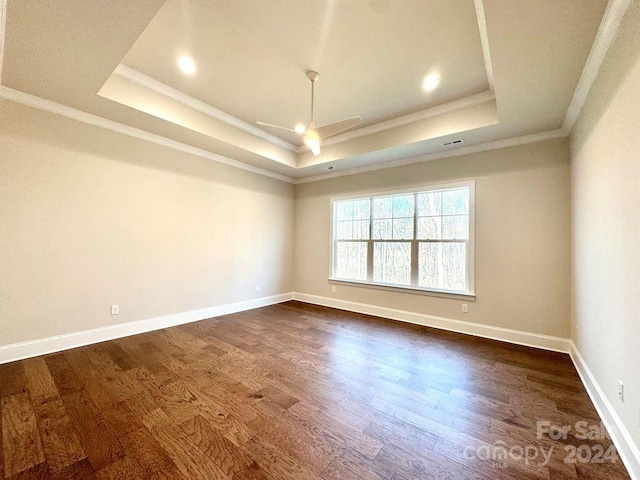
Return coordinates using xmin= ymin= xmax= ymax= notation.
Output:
xmin=0 ymin=0 xmax=609 ymax=180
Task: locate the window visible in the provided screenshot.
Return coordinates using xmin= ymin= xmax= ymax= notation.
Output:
xmin=331 ymin=182 xmax=474 ymax=296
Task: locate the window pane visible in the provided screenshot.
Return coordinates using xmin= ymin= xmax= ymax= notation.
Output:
xmin=372 ymin=219 xmax=392 ymax=240
xmin=442 ymin=243 xmax=466 ymax=291
xmin=336 ymin=221 xmax=352 ymax=240
xmin=353 ymin=199 xmax=371 ymax=220
xmin=419 ymin=242 xmax=466 ymax=291
xmin=418 ymin=242 xmax=440 ymax=289
xmin=353 ymin=220 xmax=370 ymax=240
xmin=336 ymin=201 xmax=354 ymax=221
xmin=392 ymin=218 xmax=413 ymax=239
xmin=335 ymin=242 xmax=368 ymax=281
xmin=442 ymin=215 xmax=469 ymax=239
xmin=373 ymin=242 xmax=411 ymax=285
xmin=336 ymin=220 xmax=370 ymax=240
xmin=442 ymin=188 xmax=469 ymax=215
xmin=393 ymin=195 xmax=415 ymax=218
xmin=417 ymin=192 xmax=442 ymax=217
xmin=372 ymin=197 xmax=392 ymax=219
xmin=417 ymin=216 xmax=441 ymax=240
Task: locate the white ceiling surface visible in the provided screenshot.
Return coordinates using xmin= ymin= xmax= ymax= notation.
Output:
xmin=120 ymin=0 xmax=490 ymax=145
xmin=1 ymin=0 xmax=608 ymax=181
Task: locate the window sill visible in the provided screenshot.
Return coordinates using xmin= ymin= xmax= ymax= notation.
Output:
xmin=328 ymin=279 xmax=476 ymax=301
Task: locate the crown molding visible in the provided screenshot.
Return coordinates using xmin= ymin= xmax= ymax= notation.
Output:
xmin=293 ymin=127 xmax=569 ymax=184
xmin=296 ymin=90 xmax=496 ymax=153
xmin=116 ymin=65 xmax=496 ymax=159
xmin=0 ymin=81 xmax=568 ymax=185
xmin=1 ymin=0 xmax=625 ymax=186
xmin=563 ymin=0 xmax=634 ymax=132
xmin=113 ymin=64 xmax=297 ymax=152
xmin=0 ymin=0 xmax=7 ymax=85
xmin=474 ymin=0 xmax=495 ymax=90
xmin=0 ymin=86 xmax=295 ymax=183
xmin=113 ymin=66 xmax=497 ymax=167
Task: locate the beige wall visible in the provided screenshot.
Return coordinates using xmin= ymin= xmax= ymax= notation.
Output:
xmin=0 ymin=99 xmax=571 ymax=350
xmin=0 ymin=100 xmax=294 ymax=347
xmin=295 ymin=138 xmax=571 ymax=338
xmin=570 ymin=0 xmax=640 ymax=452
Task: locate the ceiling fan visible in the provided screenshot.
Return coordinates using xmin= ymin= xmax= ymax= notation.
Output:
xmin=257 ymin=71 xmax=362 ymax=156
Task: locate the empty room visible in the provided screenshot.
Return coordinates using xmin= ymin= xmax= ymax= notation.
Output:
xmin=1 ymin=0 xmax=639 ymax=479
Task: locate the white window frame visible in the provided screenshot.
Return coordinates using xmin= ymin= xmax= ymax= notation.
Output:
xmin=329 ymin=181 xmax=475 ymax=298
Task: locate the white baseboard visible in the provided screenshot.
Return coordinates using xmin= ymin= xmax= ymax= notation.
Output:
xmin=0 ymin=293 xmax=293 ymax=365
xmin=292 ymin=292 xmax=570 ymax=353
xmin=570 ymin=342 xmax=640 ymax=480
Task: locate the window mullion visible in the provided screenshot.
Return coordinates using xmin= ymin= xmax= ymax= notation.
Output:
xmin=411 ymin=193 xmax=418 ymax=287
xmin=332 ymin=240 xmax=337 ymax=278
xmin=411 ymin=240 xmax=418 ymax=287
xmin=367 ymin=197 xmax=374 ymax=282
xmin=367 ymin=240 xmax=373 ymax=282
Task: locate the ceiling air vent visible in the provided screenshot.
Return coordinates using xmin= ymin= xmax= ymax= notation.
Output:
xmin=442 ymin=139 xmax=464 ymax=146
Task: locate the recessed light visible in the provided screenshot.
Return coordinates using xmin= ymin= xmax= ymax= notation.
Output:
xmin=178 ymin=56 xmax=196 ymax=75
xmin=422 ymin=74 xmax=440 ymax=92
xmin=294 ymin=124 xmax=306 ymax=134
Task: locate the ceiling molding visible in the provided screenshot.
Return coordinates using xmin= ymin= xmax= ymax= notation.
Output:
xmin=563 ymin=0 xmax=634 ymax=132
xmin=1 ymin=81 xmax=570 ymax=186
xmin=0 ymin=85 xmax=295 ymax=184
xmin=293 ymin=128 xmax=569 ymax=185
xmin=296 ymin=90 xmax=496 ymax=153
xmin=0 ymin=1 xmax=600 ymax=185
xmin=114 ymin=64 xmax=297 ymax=152
xmin=115 ymin=63 xmax=496 ymax=159
xmin=474 ymin=0 xmax=495 ymax=90
xmin=0 ymin=0 xmax=7 ymax=85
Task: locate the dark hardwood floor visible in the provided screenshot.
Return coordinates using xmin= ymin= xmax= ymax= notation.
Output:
xmin=0 ymin=301 xmax=631 ymax=479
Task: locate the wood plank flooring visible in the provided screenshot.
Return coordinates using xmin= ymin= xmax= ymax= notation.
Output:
xmin=0 ymin=301 xmax=631 ymax=479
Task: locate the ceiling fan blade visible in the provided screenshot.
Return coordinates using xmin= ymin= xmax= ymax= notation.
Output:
xmin=303 ymin=130 xmax=322 ymax=156
xmin=315 ymin=116 xmax=362 ymax=139
xmin=257 ymin=121 xmax=298 ymax=133
xmin=309 ymin=142 xmax=321 ymax=156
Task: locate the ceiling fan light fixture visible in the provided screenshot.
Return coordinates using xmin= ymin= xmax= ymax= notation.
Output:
xmin=256 ymin=70 xmax=361 ymax=153
xmin=304 ymin=130 xmax=321 ymax=156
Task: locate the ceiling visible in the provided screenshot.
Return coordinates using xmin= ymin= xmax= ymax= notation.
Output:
xmin=0 ymin=0 xmax=609 ymax=181
xmin=119 ymin=0 xmax=490 ymax=145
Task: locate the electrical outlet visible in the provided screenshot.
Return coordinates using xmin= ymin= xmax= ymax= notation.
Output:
xmin=110 ymin=305 xmax=119 ymax=315
xmin=618 ymin=381 xmax=624 ymax=402
xmin=255 ymin=285 xmax=261 ymax=293
xmin=331 ymin=286 xmax=336 ymax=293
xmin=461 ymin=304 xmax=468 ymax=313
